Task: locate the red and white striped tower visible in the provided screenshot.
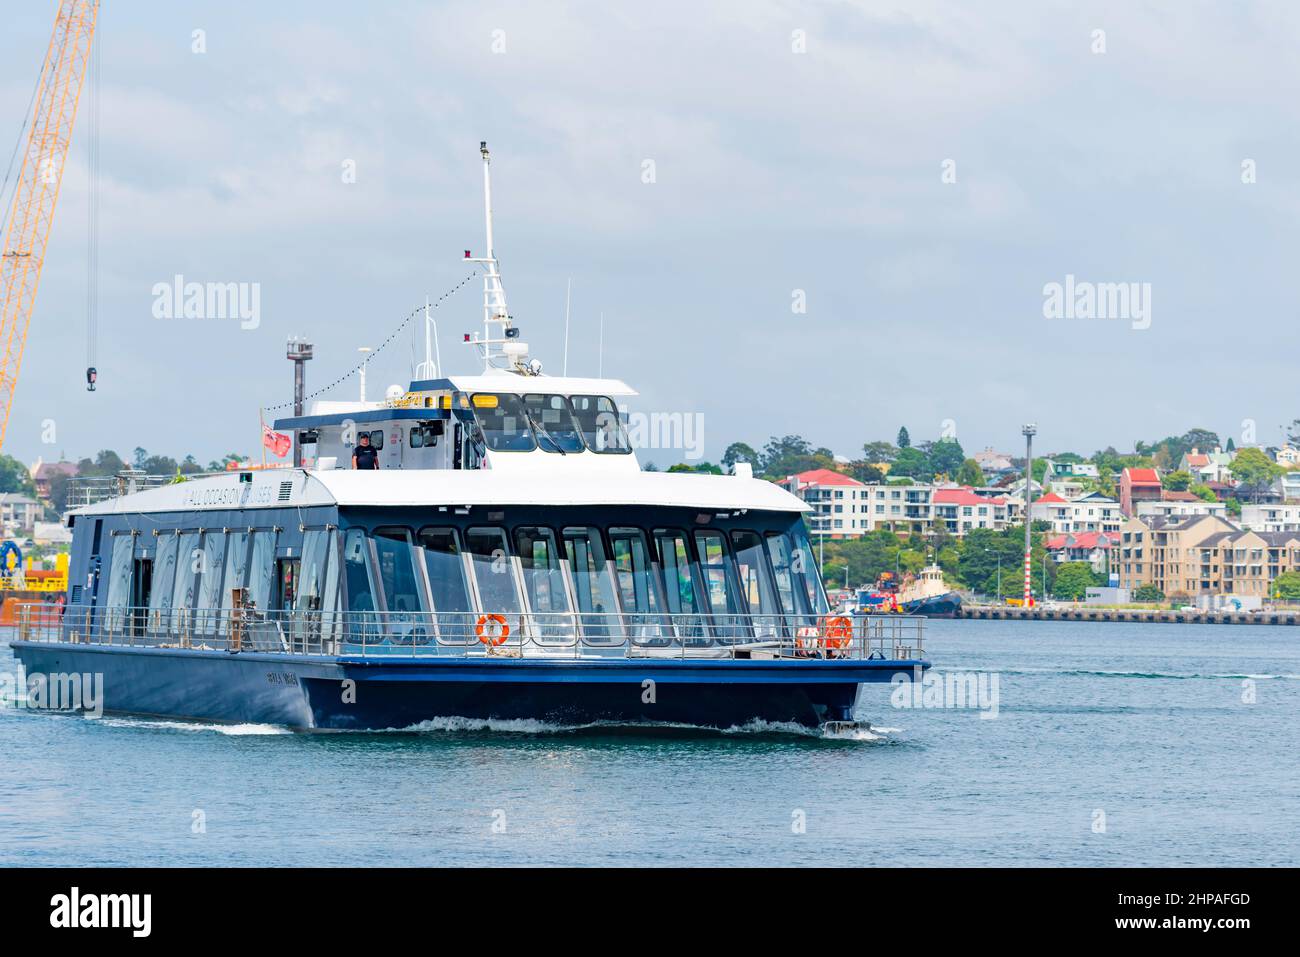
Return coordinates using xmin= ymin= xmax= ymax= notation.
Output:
xmin=1022 ymin=424 xmax=1037 ymax=608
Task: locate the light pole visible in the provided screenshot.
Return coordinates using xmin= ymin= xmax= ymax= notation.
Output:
xmin=1022 ymin=424 xmax=1037 ymax=608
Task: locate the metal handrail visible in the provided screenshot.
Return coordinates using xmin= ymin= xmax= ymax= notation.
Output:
xmin=13 ymin=603 xmax=926 ymax=662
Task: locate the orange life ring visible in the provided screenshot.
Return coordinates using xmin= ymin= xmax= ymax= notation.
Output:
xmin=820 ymin=615 xmax=853 ymax=650
xmin=475 ymin=613 xmax=510 ymax=646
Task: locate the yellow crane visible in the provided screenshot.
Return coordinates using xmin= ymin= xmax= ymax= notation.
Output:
xmin=0 ymin=0 xmax=99 ymax=450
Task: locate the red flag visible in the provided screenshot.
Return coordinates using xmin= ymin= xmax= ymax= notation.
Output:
xmin=262 ymin=424 xmax=291 ymax=458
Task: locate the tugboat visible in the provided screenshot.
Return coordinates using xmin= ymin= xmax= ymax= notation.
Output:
xmin=856 ymin=564 xmax=961 ymax=618
xmin=9 ymin=143 xmax=928 ymax=733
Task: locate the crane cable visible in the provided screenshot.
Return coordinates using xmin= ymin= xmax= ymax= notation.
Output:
xmin=86 ymin=15 xmax=100 ymax=390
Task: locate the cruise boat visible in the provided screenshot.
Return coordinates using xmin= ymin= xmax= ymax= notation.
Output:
xmin=9 ymin=144 xmax=929 ymax=733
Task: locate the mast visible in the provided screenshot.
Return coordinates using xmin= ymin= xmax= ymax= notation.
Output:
xmin=464 ymin=141 xmax=514 ymax=371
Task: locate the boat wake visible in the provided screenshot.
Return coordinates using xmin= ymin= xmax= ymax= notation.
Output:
xmin=953 ymin=667 xmax=1300 ymax=681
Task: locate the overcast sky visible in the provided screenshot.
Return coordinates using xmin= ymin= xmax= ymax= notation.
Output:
xmin=2 ymin=0 xmax=1298 ymax=469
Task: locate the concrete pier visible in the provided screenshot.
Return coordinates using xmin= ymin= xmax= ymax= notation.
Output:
xmin=958 ymin=605 xmax=1300 ymax=625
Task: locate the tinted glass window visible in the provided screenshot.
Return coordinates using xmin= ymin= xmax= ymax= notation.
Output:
xmin=374 ymin=527 xmax=428 ymax=614
xmin=569 ymin=395 xmax=631 ymax=454
xmin=471 ymin=393 xmax=537 ymax=452
xmin=522 ymin=394 xmax=585 ymax=453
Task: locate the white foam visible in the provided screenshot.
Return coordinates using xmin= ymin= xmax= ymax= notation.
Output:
xmin=95 ymin=717 xmax=291 ymax=735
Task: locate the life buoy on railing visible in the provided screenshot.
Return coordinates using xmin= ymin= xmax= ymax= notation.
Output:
xmin=820 ymin=615 xmax=853 ymax=651
xmin=475 ymin=613 xmax=510 ymax=646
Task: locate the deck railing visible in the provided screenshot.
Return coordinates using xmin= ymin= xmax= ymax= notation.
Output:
xmin=12 ymin=604 xmax=925 ymax=662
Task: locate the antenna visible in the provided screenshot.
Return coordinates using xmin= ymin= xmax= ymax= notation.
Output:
xmin=416 ymin=296 xmax=442 ymax=380
xmin=563 ymin=278 xmax=571 ymax=377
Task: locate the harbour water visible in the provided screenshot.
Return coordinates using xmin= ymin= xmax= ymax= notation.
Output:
xmin=1 ymin=620 xmax=1296 ymax=867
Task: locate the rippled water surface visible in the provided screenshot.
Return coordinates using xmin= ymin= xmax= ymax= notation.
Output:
xmin=2 ymin=620 xmax=1297 ymax=866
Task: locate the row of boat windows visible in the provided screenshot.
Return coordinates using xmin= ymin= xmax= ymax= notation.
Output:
xmin=96 ymin=523 xmax=829 ymax=633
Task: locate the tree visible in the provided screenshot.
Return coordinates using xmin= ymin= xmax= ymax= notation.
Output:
xmin=956 ymin=458 xmax=984 ymax=487
xmin=890 ymin=446 xmax=930 ymax=480
xmin=1272 ymin=570 xmax=1300 ymax=601
xmin=1188 ymin=483 xmax=1217 ymax=502
xmin=1134 ymin=584 xmax=1165 ymax=602
xmin=927 ymin=438 xmax=965 ymax=480
xmin=1225 ymin=436 xmax=1236 ymax=452
xmin=896 ymin=426 xmax=910 ymax=449
xmin=721 ymin=442 xmax=758 ymax=470
xmin=1163 ymin=470 xmax=1193 ymax=492
xmin=667 ymin=462 xmax=723 ymax=474
xmin=0 ymin=454 xmax=35 ymax=495
xmin=1053 ymin=562 xmax=1099 ymax=601
xmin=76 ymin=450 xmax=127 ymax=477
xmin=846 ymin=460 xmax=884 ymax=483
xmin=862 ymin=441 xmax=898 ymax=465
xmin=1228 ymin=447 xmax=1284 ymax=502
xmin=759 ymin=435 xmax=835 ymax=479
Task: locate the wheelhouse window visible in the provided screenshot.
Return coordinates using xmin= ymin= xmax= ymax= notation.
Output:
xmin=569 ymin=395 xmax=631 ymax=454
xmin=522 ymin=394 xmax=585 ymax=453
xmin=470 ymin=393 xmax=537 ymax=452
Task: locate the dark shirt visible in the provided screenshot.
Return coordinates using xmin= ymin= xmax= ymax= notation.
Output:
xmin=353 ymin=445 xmax=378 ymax=470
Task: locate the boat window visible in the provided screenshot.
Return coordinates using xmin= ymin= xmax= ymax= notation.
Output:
xmin=514 ymin=526 xmax=574 ymax=641
xmin=248 ymin=530 xmax=278 ymax=614
xmin=171 ymin=531 xmax=201 ymax=630
xmin=297 ymin=529 xmax=340 ymax=614
xmin=149 ymin=534 xmax=179 ymax=632
xmin=410 ymin=427 xmax=423 ymax=449
xmin=368 ymin=430 xmax=384 ymax=450
xmin=731 ymin=530 xmax=783 ymax=637
xmin=609 ymin=527 xmax=671 ymax=644
xmin=790 ymin=524 xmax=829 ymax=615
xmin=694 ymin=530 xmax=751 ymax=641
xmin=522 ymin=394 xmax=585 ymax=453
xmin=374 ymin=527 xmax=429 ymax=614
xmin=219 ymin=532 xmax=250 ymax=618
xmin=654 ymin=530 xmax=703 ymax=615
xmin=417 ymin=527 xmax=474 ymax=642
xmin=562 ymin=526 xmax=621 ymax=640
xmin=343 ymin=528 xmax=377 ymax=613
xmin=568 ymin=395 xmax=631 ymax=454
xmin=764 ymin=531 xmax=806 ymax=617
xmin=470 ymin=393 xmax=537 ymax=452
xmin=104 ymin=534 xmax=134 ymax=634
xmin=195 ymin=531 xmax=227 ymax=634
xmin=465 ymin=527 xmax=524 ymax=637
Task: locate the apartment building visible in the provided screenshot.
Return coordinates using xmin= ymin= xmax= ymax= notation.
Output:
xmin=1135 ymin=495 xmax=1227 ymax=521
xmin=1030 ymin=491 xmax=1123 ymax=534
xmin=0 ymin=493 xmax=41 ymax=534
xmin=1114 ymin=512 xmax=1300 ymax=598
xmin=1044 ymin=531 xmax=1118 ymax=573
xmin=780 ymin=470 xmax=1011 ymax=538
xmin=931 ymin=487 xmax=1010 ymax=535
xmin=1241 ymin=503 xmax=1300 ymax=532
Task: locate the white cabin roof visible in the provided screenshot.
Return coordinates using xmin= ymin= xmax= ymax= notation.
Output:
xmin=73 ymin=468 xmax=808 ymax=516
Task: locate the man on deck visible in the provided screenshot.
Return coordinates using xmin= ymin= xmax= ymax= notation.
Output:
xmin=352 ymin=433 xmax=379 ymax=470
